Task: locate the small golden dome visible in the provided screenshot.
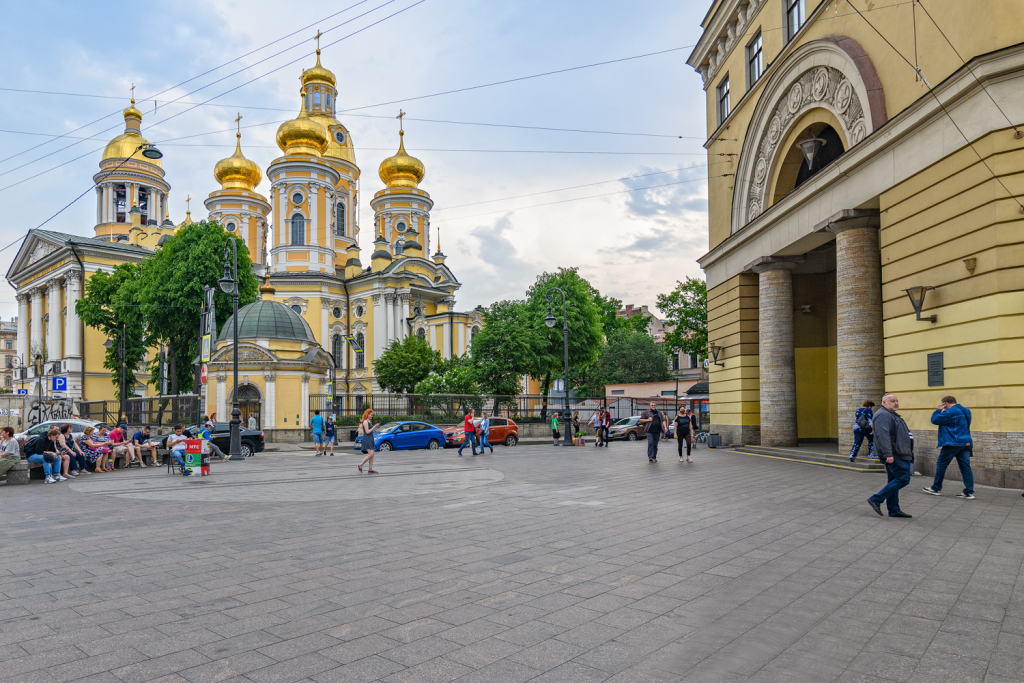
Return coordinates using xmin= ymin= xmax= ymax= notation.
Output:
xmin=276 ymin=109 xmax=329 ymax=157
xmin=214 ymin=134 xmax=262 ymax=191
xmin=378 ymin=130 xmax=425 ymax=189
xmin=301 ymin=50 xmax=336 ymax=87
xmin=102 ymin=99 xmax=162 ymax=168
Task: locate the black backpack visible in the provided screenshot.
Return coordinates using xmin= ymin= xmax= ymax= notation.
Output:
xmin=856 ymin=412 xmax=872 ymax=434
xmin=23 ymin=435 xmax=48 ymax=456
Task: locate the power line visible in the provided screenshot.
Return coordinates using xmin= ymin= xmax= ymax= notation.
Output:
xmin=440 ymin=174 xmax=725 ymax=223
xmin=915 ymin=0 xmax=1022 ymax=138
xmin=843 ymin=0 xmax=1024 ymax=212
xmin=0 ymin=0 xmax=379 ymax=167
xmin=151 ymin=142 xmax=721 ymax=156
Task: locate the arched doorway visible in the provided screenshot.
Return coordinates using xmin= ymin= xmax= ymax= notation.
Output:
xmin=233 ymin=384 xmax=262 ymax=429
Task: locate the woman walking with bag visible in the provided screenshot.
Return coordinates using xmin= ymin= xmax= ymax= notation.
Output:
xmin=849 ymin=400 xmax=875 ymax=462
xmin=358 ymin=408 xmax=378 ymax=473
xmin=675 ymin=406 xmax=693 ymax=462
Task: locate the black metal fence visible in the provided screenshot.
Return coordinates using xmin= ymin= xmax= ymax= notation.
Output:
xmin=309 ymin=393 xmax=709 ymax=428
xmin=79 ymin=394 xmax=203 ymax=428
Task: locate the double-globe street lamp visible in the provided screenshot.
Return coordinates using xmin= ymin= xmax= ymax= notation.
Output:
xmin=218 ymin=238 xmax=244 ymax=460
xmin=543 ymin=288 xmax=571 ymax=436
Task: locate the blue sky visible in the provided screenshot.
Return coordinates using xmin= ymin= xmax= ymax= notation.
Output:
xmin=0 ymin=0 xmax=714 ymax=319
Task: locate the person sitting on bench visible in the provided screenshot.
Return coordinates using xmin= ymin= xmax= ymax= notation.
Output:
xmin=24 ymin=427 xmax=65 ymax=483
xmin=167 ymin=423 xmax=191 ymax=476
xmin=131 ymin=426 xmax=160 ymax=466
xmin=196 ymin=423 xmax=227 ymax=460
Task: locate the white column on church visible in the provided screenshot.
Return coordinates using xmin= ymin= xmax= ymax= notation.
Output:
xmin=217 ymin=373 xmax=227 ymax=421
xmin=95 ymin=188 xmax=102 ymax=225
xmin=321 ymin=299 xmax=329 ymax=348
xmin=65 ymin=272 xmax=81 ymax=359
xmin=384 ymin=294 xmax=394 ymax=345
xmin=278 ymin=185 xmax=285 ymax=248
xmin=399 ymin=295 xmax=409 ymax=341
xmin=442 ymin=319 xmax=451 ymax=360
xmin=457 ymin=322 xmax=465 ymax=357
xmin=309 ymin=183 xmax=318 ymax=247
xmin=47 ymin=279 xmax=63 ymax=362
xmin=16 ymin=293 xmax=29 ymax=369
xmin=372 ymin=294 xmax=385 ymax=369
xmin=107 ymin=184 xmax=115 ymax=223
xmin=30 ymin=287 xmax=43 ymax=359
xmin=301 ymin=375 xmax=310 ymax=427
xmin=264 ymin=374 xmax=276 ymax=428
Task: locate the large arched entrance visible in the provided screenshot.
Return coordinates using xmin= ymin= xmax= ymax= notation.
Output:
xmin=233 ymin=384 xmax=262 ymax=429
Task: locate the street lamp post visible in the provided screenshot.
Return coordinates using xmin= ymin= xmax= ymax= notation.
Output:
xmin=543 ymin=288 xmax=570 ymax=443
xmin=34 ymin=353 xmax=43 ymax=426
xmin=219 ymin=239 xmax=243 ymax=460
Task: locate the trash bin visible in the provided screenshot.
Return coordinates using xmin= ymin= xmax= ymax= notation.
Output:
xmin=707 ymin=433 xmax=722 ymax=449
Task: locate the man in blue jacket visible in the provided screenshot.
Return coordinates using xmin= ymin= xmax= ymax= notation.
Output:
xmin=922 ymin=395 xmax=974 ymax=499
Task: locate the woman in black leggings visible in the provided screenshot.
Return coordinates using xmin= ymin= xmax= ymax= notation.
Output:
xmin=674 ymin=407 xmax=692 ymax=462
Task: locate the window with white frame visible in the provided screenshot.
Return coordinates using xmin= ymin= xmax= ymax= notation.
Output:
xmin=717 ymin=75 xmax=731 ymax=124
xmin=786 ymin=0 xmax=804 ymax=42
xmin=355 ymin=332 xmax=365 ymax=368
xmin=290 ymin=213 xmax=305 ymax=245
xmin=747 ymin=31 xmax=763 ymax=87
xmin=336 ymin=203 xmax=345 ymax=236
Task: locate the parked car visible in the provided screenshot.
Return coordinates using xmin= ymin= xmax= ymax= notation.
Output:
xmin=159 ymin=423 xmax=266 ymax=458
xmin=443 ymin=417 xmax=519 ymax=448
xmin=354 ymin=421 xmax=446 ymax=452
xmin=15 ymin=419 xmax=105 ymax=447
xmin=605 ymin=416 xmax=645 ymax=442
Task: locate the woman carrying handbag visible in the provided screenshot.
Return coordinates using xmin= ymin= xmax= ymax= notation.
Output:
xmin=357 ymin=408 xmax=378 ymax=474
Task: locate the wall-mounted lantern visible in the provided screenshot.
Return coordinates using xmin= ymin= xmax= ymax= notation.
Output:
xmin=709 ymin=343 xmax=725 ymax=367
xmin=904 ymin=286 xmax=937 ymax=323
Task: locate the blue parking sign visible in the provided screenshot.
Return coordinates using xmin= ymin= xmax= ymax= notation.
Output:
xmin=16 ymin=389 xmax=28 ymax=395
xmin=51 ymin=376 xmax=67 ymax=392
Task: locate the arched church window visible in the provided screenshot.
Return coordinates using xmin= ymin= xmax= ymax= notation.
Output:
xmin=226 ymin=221 xmax=236 ymax=233
xmin=471 ymin=326 xmax=480 ymax=340
xmin=336 ymin=203 xmax=345 ymax=237
xmin=290 ymin=213 xmax=305 ymax=245
xmin=138 ymin=188 xmax=149 ymax=224
xmin=332 ymin=334 xmax=343 ymax=363
xmin=334 ymin=130 xmax=345 ymax=144
xmin=355 ymin=332 xmax=365 ymax=369
xmin=291 ymin=305 xmax=302 ymax=314
xmin=305 ymin=92 xmax=311 ymax=112
xmin=313 ymin=91 xmax=321 ymax=108
xmin=325 ymin=93 xmax=331 ymax=111
xmin=115 ymin=186 xmax=127 ymax=223
xmin=395 ymin=240 xmax=405 ymax=255
xmin=355 ymin=305 xmax=364 ymax=318
xmin=417 ymin=328 xmax=426 ymax=341
xmin=237 ymin=384 xmax=260 ymax=401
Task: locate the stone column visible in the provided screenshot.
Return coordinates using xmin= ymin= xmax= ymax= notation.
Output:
xmin=321 ymin=299 xmax=329 ymax=348
xmin=442 ymin=320 xmax=451 ymax=359
xmin=30 ymin=287 xmax=43 ymax=360
xmin=829 ymin=211 xmax=884 ymax=455
xmin=384 ymin=293 xmax=395 ymax=345
xmin=372 ymin=294 xmax=385 ymax=368
xmin=216 ymin=372 xmax=227 ymax=421
xmin=301 ymin=375 xmax=310 ymax=428
xmin=398 ymin=294 xmax=410 ymax=341
xmin=752 ymin=259 xmax=798 ymax=447
xmin=96 ymin=187 xmax=103 ymax=225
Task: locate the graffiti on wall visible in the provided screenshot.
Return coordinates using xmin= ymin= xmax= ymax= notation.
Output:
xmin=26 ymin=398 xmax=78 ymax=428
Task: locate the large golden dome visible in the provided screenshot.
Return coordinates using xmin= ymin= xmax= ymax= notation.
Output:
xmin=301 ymin=50 xmax=336 ymax=87
xmin=214 ymin=133 xmax=261 ymax=191
xmin=378 ymin=130 xmax=425 ymax=189
xmin=102 ymin=99 xmax=162 ymax=168
xmin=276 ymin=109 xmax=328 ymax=157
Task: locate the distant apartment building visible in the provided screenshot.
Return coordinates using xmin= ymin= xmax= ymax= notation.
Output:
xmin=0 ymin=318 xmax=17 ymax=392
xmin=618 ymin=304 xmax=706 ymax=383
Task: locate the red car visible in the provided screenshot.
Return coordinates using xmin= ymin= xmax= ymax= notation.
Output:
xmin=443 ymin=417 xmax=519 ymax=448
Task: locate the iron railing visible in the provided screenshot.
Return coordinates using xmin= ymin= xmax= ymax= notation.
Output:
xmin=309 ymin=393 xmax=709 ymax=428
xmin=79 ymin=394 xmax=202 ymax=427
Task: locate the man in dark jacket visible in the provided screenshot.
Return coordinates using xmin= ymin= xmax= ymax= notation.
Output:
xmin=922 ymin=395 xmax=974 ymax=499
xmin=868 ymin=394 xmax=914 ymax=518
xmin=639 ymin=402 xmax=669 ymax=462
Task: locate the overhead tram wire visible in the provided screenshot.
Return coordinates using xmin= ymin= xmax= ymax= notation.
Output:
xmin=843 ymin=0 xmax=1024 ymax=213
xmin=915 ymin=0 xmax=1023 ymax=139
xmin=150 ymin=142 xmax=722 ymax=156
xmin=0 ymin=0 xmax=412 ymax=180
xmin=438 ymin=174 xmax=729 ymax=223
xmin=0 ymin=0 xmax=427 ymax=193
xmin=0 ymin=0 xmax=379 ymax=167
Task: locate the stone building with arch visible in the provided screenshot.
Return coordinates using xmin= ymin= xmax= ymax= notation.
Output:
xmin=688 ymin=0 xmax=1024 ymax=486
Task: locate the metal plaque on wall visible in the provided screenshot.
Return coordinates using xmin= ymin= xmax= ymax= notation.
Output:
xmin=927 ymin=352 xmax=944 ymax=386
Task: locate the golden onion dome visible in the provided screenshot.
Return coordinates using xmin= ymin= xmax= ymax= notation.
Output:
xmin=378 ymin=130 xmax=425 ymax=189
xmin=276 ymin=109 xmax=328 ymax=157
xmin=102 ymin=99 xmax=162 ymax=168
xmin=309 ymin=114 xmax=357 ymax=165
xmin=214 ymin=133 xmax=262 ymax=191
xmin=301 ymin=50 xmax=336 ymax=87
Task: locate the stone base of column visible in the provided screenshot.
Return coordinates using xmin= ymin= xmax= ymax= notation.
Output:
xmin=711 ymin=424 xmax=760 ymax=446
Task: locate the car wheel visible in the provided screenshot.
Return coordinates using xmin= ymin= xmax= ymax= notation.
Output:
xmin=240 ymin=442 xmax=254 ymax=458
xmin=627 ymin=432 xmax=637 ymax=441
xmin=378 ymin=441 xmax=393 ymax=452
xmin=504 ymin=435 xmax=518 ymax=447
xmin=427 ymin=439 xmax=441 ymax=450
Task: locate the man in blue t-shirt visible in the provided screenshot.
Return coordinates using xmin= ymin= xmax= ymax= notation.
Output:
xmin=310 ymin=410 xmax=325 ymax=455
xmin=130 ymin=426 xmax=159 ymax=466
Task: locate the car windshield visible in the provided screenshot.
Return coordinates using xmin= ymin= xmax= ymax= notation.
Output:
xmin=613 ymin=418 xmax=637 ymax=427
xmin=376 ymin=422 xmax=401 ymax=434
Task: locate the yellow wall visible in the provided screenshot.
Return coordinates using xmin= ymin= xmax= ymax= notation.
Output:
xmin=794 ymin=346 xmax=837 ymax=439
xmin=707 ymin=273 xmax=760 ymax=430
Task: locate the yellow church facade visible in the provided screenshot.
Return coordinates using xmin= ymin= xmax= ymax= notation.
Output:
xmin=689 ymin=0 xmax=1024 ymax=486
xmin=6 ymin=47 xmax=483 ymax=439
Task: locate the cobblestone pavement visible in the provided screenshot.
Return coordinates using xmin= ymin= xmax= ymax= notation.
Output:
xmin=1 ymin=443 xmax=1022 ymax=683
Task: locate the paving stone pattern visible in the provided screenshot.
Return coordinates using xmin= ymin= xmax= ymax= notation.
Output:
xmin=1 ymin=443 xmax=1023 ymax=682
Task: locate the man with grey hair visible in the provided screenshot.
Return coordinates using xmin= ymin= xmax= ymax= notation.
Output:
xmin=868 ymin=394 xmax=914 ymax=518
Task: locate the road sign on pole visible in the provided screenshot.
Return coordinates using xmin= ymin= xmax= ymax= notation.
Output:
xmin=200 ymin=364 xmax=208 ymax=385
xmin=51 ymin=376 xmax=67 ymax=392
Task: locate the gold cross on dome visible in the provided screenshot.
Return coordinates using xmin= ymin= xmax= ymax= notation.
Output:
xmin=235 ymin=112 xmax=243 ymax=136
xmin=315 ymin=30 xmax=322 ymax=52
xmin=397 ymin=109 xmax=406 ymax=133
xmin=130 ymin=83 xmax=135 ymax=104
xmin=186 ymin=195 xmax=191 ymax=212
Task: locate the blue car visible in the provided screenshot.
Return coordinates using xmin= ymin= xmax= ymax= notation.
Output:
xmin=354 ymin=421 xmax=446 ymax=452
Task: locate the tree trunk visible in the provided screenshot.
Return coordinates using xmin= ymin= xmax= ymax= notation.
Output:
xmin=540 ymin=371 xmax=551 ymax=421
xmin=169 ymin=338 xmax=178 ymax=395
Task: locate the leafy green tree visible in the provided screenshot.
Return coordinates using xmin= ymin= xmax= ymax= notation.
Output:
xmin=76 ymin=264 xmax=147 ymax=398
xmin=524 ymin=268 xmax=604 ymax=418
xmin=470 ymin=300 xmax=535 ymax=396
xmin=595 ymin=293 xmax=649 ymax=337
xmin=138 ymin=221 xmax=258 ymax=394
xmin=657 ymin=277 xmax=708 ymax=357
xmin=374 ymin=335 xmax=439 ymax=393
xmin=589 ymin=328 xmax=670 ymax=394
